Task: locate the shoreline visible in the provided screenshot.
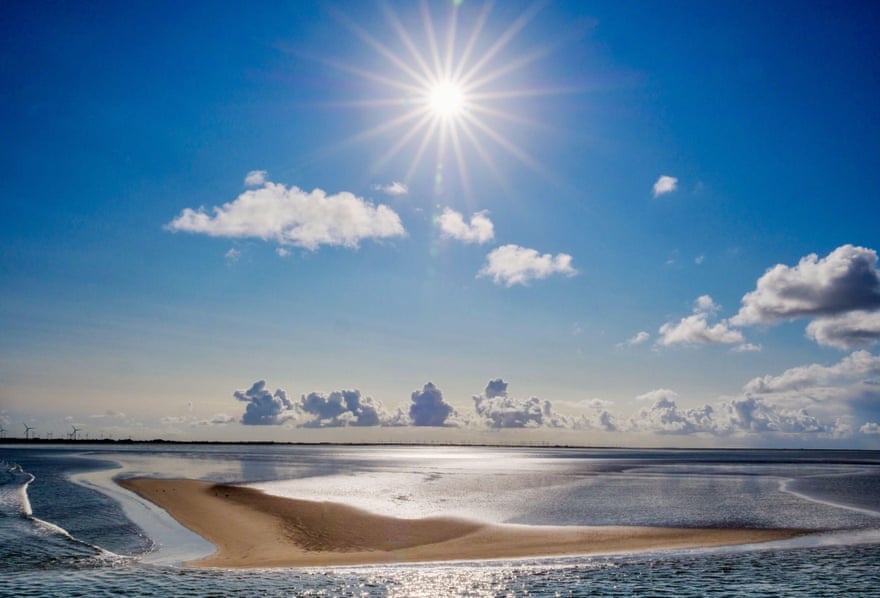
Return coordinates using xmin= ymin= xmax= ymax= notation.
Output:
xmin=118 ymin=477 xmax=807 ymax=568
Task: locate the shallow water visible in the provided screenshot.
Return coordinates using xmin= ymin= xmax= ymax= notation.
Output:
xmin=1 ymin=444 xmax=879 ymax=596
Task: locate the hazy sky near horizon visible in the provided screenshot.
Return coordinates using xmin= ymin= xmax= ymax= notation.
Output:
xmin=2 ymin=1 xmax=879 ymax=447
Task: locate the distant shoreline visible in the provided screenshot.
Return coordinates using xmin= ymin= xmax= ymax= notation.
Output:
xmin=4 ymin=438 xmax=880 ymax=455
xmin=118 ymin=477 xmax=807 ymax=569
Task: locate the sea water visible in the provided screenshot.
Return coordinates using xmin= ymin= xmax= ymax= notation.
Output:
xmin=1 ymin=444 xmax=878 ymax=596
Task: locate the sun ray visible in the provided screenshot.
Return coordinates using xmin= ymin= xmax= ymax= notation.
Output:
xmin=452 ymin=1 xmax=494 ymax=82
xmin=421 ymin=0 xmax=445 ymax=86
xmin=315 ymin=0 xmax=575 ymax=198
xmin=465 ymin=103 xmax=545 ymax=129
xmin=448 ymin=122 xmax=472 ymax=198
xmin=370 ymin=111 xmax=435 ymax=173
xmin=459 ymin=2 xmax=545 ymax=88
xmin=462 ymin=111 xmax=547 ymax=177
xmin=463 ymin=45 xmax=551 ymax=92
xmin=335 ymin=9 xmax=434 ymax=90
xmin=457 ymin=117 xmax=508 ymax=192
xmin=467 ymin=85 xmax=586 ymax=101
xmin=319 ymin=56 xmax=424 ymax=96
xmin=405 ymin=119 xmax=440 ymax=183
xmin=380 ymin=1 xmax=435 ymax=85
xmin=442 ymin=1 xmax=460 ymax=82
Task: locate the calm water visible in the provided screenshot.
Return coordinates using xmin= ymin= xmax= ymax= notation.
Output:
xmin=1 ymin=444 xmax=879 ymax=596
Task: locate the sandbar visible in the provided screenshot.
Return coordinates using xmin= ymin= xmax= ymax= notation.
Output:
xmin=118 ymin=477 xmax=805 ymax=568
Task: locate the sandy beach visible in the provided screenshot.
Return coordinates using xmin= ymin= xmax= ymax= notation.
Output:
xmin=118 ymin=477 xmax=805 ymax=568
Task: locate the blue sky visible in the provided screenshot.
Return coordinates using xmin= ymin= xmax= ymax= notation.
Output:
xmin=2 ymin=0 xmax=879 ymax=447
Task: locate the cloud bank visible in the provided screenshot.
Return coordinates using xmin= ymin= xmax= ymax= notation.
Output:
xmin=479 ymin=244 xmax=576 ymax=287
xmin=167 ymin=179 xmax=405 ymax=251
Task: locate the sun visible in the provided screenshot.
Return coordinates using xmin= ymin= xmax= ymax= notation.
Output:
xmin=428 ymin=81 xmax=465 ymax=118
xmin=326 ymin=1 xmax=559 ymax=193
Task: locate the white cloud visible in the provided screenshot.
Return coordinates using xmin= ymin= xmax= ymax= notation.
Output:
xmin=478 ymin=244 xmax=576 ymax=287
xmin=861 ymin=422 xmax=880 ymax=434
xmin=636 ymin=388 xmax=680 ymax=402
xmin=244 ymin=170 xmax=268 ymax=187
xmin=438 ymin=208 xmax=495 ymax=244
xmin=624 ymin=393 xmax=832 ymax=437
xmin=695 ymin=255 xmax=705 ymax=265
xmin=627 ymin=395 xmax=716 ymax=435
xmin=623 ymin=331 xmax=650 ymax=346
xmin=657 ymin=295 xmax=744 ymax=347
xmin=472 ymin=379 xmax=576 ymax=429
xmin=652 ymin=175 xmax=678 ymax=197
xmin=167 ymin=181 xmax=405 ymax=251
xmin=298 ymin=389 xmax=391 ymax=428
xmin=225 ymin=248 xmax=241 ymax=262
xmin=732 ymin=343 xmax=762 ymax=353
xmin=276 ymin=247 xmax=291 ymax=257
xmin=731 ymin=245 xmax=880 ymax=326
xmin=234 ymin=380 xmax=296 ymax=425
xmin=743 ymin=350 xmax=880 ymax=394
xmin=806 ymin=310 xmax=880 ymax=350
xmin=372 ymin=181 xmax=408 ymax=196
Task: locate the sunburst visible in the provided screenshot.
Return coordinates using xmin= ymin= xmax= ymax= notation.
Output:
xmin=327 ymin=0 xmax=558 ymax=196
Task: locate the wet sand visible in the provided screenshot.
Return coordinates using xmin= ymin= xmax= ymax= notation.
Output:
xmin=118 ymin=477 xmax=805 ymax=568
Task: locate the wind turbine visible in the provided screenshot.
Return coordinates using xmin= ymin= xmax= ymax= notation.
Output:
xmin=71 ymin=425 xmax=81 ymax=441
xmin=23 ymin=423 xmax=35 ymax=440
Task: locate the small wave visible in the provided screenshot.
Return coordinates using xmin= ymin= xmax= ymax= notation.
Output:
xmin=0 ymin=461 xmax=36 ymax=517
xmin=0 ymin=461 xmax=124 ymax=562
xmin=778 ymin=477 xmax=880 ymax=520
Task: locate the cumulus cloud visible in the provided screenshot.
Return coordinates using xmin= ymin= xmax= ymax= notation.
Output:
xmin=297 ymin=389 xmax=389 ymax=427
xmin=657 ymin=295 xmax=744 ymax=346
xmin=472 ymin=379 xmax=573 ymax=428
xmin=731 ymin=245 xmax=880 ymax=326
xmin=479 ymin=244 xmax=576 ymax=287
xmin=438 ymin=208 xmax=495 ymax=244
xmin=485 ymin=378 xmax=509 ymax=398
xmin=625 ymin=393 xmax=830 ymax=436
xmin=715 ymin=396 xmax=826 ymax=435
xmin=628 ymin=396 xmax=716 ymax=435
xmin=652 ymin=175 xmax=678 ymax=197
xmin=409 ymin=382 xmax=455 ymax=426
xmin=806 ymin=310 xmax=880 ymax=350
xmin=372 ymin=181 xmax=408 ymax=196
xmin=575 ymin=398 xmax=619 ymax=431
xmin=244 ymin=170 xmax=268 ymax=187
xmin=234 ymin=380 xmax=296 ymax=425
xmin=743 ymin=350 xmax=880 ymax=394
xmin=861 ymin=422 xmax=880 ymax=434
xmin=225 ymin=248 xmax=241 ymax=263
xmin=167 ymin=180 xmax=405 ymax=251
xmin=623 ymin=331 xmax=650 ymax=346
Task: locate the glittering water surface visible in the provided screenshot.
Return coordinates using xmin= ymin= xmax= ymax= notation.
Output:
xmin=1 ymin=445 xmax=878 ymax=596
